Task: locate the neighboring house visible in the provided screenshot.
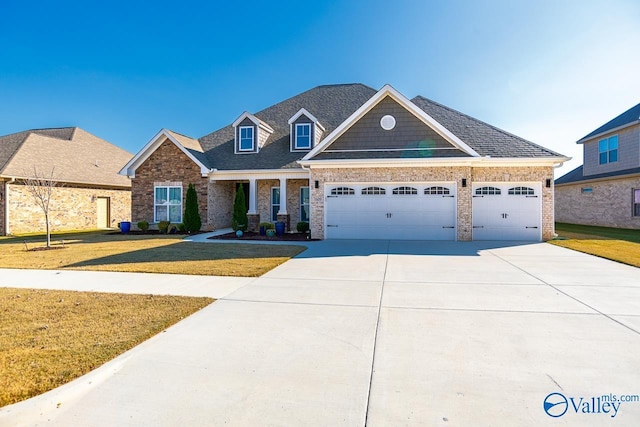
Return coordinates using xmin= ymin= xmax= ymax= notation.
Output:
xmin=555 ymin=102 xmax=640 ymax=229
xmin=120 ymin=84 xmax=568 ymax=241
xmin=0 ymin=127 xmax=132 ymax=235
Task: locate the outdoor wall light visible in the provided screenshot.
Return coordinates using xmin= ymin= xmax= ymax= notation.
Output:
xmin=546 ymin=179 xmax=551 ymax=188
xmin=314 ymin=180 xmax=319 ymax=189
xmin=462 ymin=178 xmax=467 ymax=187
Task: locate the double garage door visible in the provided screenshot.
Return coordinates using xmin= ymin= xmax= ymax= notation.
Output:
xmin=324 ymin=182 xmax=542 ymax=241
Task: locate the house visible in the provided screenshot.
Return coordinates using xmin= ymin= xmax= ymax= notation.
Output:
xmin=0 ymin=127 xmax=132 ymax=235
xmin=555 ymin=102 xmax=640 ymax=229
xmin=120 ymin=84 xmax=568 ymax=241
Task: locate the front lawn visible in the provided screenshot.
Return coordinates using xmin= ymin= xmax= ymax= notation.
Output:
xmin=550 ymin=223 xmax=640 ymax=267
xmin=0 ymin=288 xmax=213 ymax=407
xmin=0 ymin=232 xmax=306 ymax=276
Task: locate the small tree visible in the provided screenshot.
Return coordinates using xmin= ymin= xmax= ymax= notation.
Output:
xmin=23 ymin=167 xmax=60 ymax=248
xmin=182 ymin=183 xmax=202 ymax=233
xmin=232 ymin=184 xmax=248 ymax=231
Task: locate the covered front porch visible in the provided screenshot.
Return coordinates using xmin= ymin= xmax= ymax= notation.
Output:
xmin=209 ymin=170 xmax=310 ymax=232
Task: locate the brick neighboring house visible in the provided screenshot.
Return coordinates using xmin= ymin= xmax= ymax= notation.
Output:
xmin=0 ymin=127 xmax=132 ymax=235
xmin=121 ymin=84 xmax=568 ymax=241
xmin=555 ymin=102 xmax=640 ymax=229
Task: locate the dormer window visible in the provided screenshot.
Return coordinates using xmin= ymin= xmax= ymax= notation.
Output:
xmin=295 ymin=123 xmax=311 ymax=150
xmin=288 ymin=108 xmax=325 ymax=152
xmin=239 ymin=126 xmax=254 ymax=151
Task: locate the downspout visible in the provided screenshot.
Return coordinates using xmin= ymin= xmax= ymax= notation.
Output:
xmin=5 ymin=177 xmax=15 ymax=235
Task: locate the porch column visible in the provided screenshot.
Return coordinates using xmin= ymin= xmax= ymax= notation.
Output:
xmin=248 ymin=178 xmax=257 ymax=214
xmin=276 ymin=177 xmax=290 ymax=231
xmin=277 ymin=177 xmax=287 ymax=214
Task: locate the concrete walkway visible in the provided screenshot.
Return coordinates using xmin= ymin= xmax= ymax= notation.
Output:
xmin=1 ymin=240 xmax=640 ymax=426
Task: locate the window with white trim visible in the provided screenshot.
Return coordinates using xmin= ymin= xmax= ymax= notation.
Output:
xmin=392 ymin=186 xmax=418 ymax=195
xmin=239 ymin=126 xmax=254 ymax=151
xmin=634 ymin=189 xmax=640 ymax=217
xmin=330 ymin=187 xmax=355 ymax=195
xmin=598 ymin=135 xmax=618 ymax=164
xmin=508 ymin=186 xmax=535 ymax=195
xmin=271 ymin=187 xmax=280 ymax=221
xmin=295 ymin=123 xmax=311 ymax=150
xmin=424 ymin=186 xmax=450 ymax=195
xmin=300 ymin=187 xmax=310 ymax=222
xmin=362 ymin=186 xmax=386 ymax=195
xmin=475 ymin=186 xmax=501 ymax=195
xmin=154 ymin=186 xmax=182 ymax=223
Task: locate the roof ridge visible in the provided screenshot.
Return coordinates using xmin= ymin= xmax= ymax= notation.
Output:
xmin=412 ymin=95 xmax=564 ymax=157
xmin=165 ymin=128 xmax=198 ymax=140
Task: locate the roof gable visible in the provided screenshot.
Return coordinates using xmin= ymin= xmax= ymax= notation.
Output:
xmin=577 ymin=102 xmax=640 ymax=143
xmin=119 ymin=129 xmax=209 ymax=177
xmin=303 ymin=84 xmax=480 ymax=162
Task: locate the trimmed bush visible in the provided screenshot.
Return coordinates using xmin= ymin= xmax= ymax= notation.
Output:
xmin=178 ymin=223 xmax=186 ymax=232
xmin=232 ymin=185 xmax=248 ymax=232
xmin=137 ymin=221 xmax=149 ymax=232
xmin=183 ymin=183 xmax=202 ymax=233
xmin=168 ymin=224 xmax=178 ymax=234
xmin=158 ymin=221 xmax=170 ymax=234
xmin=296 ymin=221 xmax=309 ymax=233
xmin=260 ymin=222 xmax=275 ymax=230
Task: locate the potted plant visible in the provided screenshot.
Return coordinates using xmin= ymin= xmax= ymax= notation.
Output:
xmin=259 ymin=222 xmax=272 ymax=236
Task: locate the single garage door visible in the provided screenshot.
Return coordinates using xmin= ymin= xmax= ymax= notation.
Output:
xmin=472 ymin=183 xmax=541 ymax=241
xmin=325 ymin=183 xmax=456 ymax=240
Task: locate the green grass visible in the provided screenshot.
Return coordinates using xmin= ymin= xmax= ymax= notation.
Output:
xmin=0 ymin=288 xmax=213 ymax=407
xmin=0 ymin=231 xmax=306 ymax=276
xmin=551 ymin=223 xmax=640 ymax=267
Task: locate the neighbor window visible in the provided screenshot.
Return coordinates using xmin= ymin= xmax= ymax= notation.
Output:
xmin=581 ymin=187 xmax=593 ymax=194
xmin=634 ymin=189 xmax=640 ymax=217
xmin=598 ymin=135 xmax=618 ymax=164
xmin=295 ymin=123 xmax=311 ymax=149
xmin=300 ymin=187 xmax=310 ymax=222
xmin=239 ymin=126 xmax=254 ymax=151
xmin=271 ymin=187 xmax=280 ymax=221
xmin=154 ymin=186 xmax=182 ymax=223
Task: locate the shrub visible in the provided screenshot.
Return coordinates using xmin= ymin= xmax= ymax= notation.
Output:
xmin=260 ymin=222 xmax=275 ymax=230
xmin=158 ymin=221 xmax=170 ymax=234
xmin=296 ymin=221 xmax=309 ymax=233
xmin=168 ymin=224 xmax=178 ymax=234
xmin=137 ymin=221 xmax=149 ymax=232
xmin=232 ymin=185 xmax=248 ymax=231
xmin=183 ymin=183 xmax=202 ymax=233
xmin=178 ymin=223 xmax=186 ymax=232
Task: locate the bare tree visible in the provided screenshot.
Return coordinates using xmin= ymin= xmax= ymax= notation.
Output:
xmin=23 ymin=167 xmax=60 ymax=248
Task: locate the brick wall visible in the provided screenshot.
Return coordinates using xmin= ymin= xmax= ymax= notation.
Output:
xmin=556 ymin=177 xmax=640 ymax=229
xmin=309 ymin=166 xmax=554 ymax=240
xmin=208 ymin=181 xmax=234 ymax=229
xmin=254 ymin=179 xmax=309 ymax=226
xmin=131 ymin=139 xmax=209 ymax=229
xmin=7 ymin=182 xmax=130 ymax=234
xmin=0 ymin=181 xmax=5 ymax=235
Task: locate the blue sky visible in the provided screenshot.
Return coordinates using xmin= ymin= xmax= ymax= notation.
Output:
xmin=1 ymin=0 xmax=639 ymax=176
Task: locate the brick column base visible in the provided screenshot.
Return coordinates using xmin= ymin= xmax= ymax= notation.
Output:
xmin=276 ymin=213 xmax=290 ymax=232
xmin=247 ymin=214 xmax=260 ymax=232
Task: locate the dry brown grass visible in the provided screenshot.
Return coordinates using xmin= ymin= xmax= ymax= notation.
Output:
xmin=549 ymin=239 xmax=640 ymax=268
xmin=0 ymin=287 xmax=213 ymax=407
xmin=0 ymin=232 xmax=306 ymax=276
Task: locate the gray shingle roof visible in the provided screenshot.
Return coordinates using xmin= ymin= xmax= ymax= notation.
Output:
xmin=555 ymin=164 xmax=640 ymax=185
xmin=0 ymin=127 xmax=132 ymax=187
xmin=410 ymin=96 xmax=564 ymax=158
xmin=198 ymin=84 xmax=377 ymax=170
xmin=578 ymin=102 xmax=640 ymax=143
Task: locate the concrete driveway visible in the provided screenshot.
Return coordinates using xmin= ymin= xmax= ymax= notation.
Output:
xmin=2 ymin=240 xmax=640 ymax=426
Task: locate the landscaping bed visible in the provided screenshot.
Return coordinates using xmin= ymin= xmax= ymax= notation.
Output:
xmin=209 ymin=231 xmax=318 ymax=241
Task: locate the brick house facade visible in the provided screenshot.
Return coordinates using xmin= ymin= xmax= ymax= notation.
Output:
xmin=121 ymin=84 xmax=567 ymax=240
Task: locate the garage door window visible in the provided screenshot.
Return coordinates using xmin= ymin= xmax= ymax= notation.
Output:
xmin=330 ymin=187 xmax=355 ymax=195
xmin=475 ymin=186 xmax=501 ymax=195
xmin=508 ymin=186 xmax=535 ymax=195
xmin=362 ymin=186 xmax=386 ymax=195
xmin=424 ymin=186 xmax=450 ymax=195
xmin=392 ymin=186 xmax=417 ymax=195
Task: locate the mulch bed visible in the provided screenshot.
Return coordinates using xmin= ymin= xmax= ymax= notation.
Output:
xmin=106 ymin=230 xmax=202 ymax=236
xmin=209 ymin=231 xmax=318 ymax=242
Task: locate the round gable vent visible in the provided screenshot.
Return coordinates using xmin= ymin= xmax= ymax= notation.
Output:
xmin=380 ymin=115 xmax=396 ymax=130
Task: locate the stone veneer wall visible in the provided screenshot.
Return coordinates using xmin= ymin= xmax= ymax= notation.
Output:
xmin=309 ymin=166 xmax=555 ymax=240
xmin=7 ymin=182 xmax=130 ymax=234
xmin=131 ymin=139 xmax=210 ymax=229
xmin=0 ymin=181 xmax=5 ymax=235
xmin=255 ymin=179 xmax=309 ymax=226
xmin=555 ymin=176 xmax=640 ymax=229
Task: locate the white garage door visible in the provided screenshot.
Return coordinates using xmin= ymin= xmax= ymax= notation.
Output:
xmin=325 ymin=183 xmax=456 ymax=240
xmin=472 ymin=183 xmax=541 ymax=241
